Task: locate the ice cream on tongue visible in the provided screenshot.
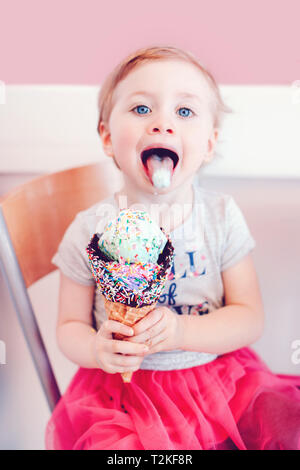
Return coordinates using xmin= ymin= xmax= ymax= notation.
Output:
xmin=146 ymin=154 xmax=174 ymax=189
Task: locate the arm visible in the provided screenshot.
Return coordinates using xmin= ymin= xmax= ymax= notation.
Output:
xmin=56 ymin=271 xmax=99 ymax=368
xmin=180 ymin=253 xmax=265 ymax=354
xmin=127 ymin=254 xmax=265 ymax=356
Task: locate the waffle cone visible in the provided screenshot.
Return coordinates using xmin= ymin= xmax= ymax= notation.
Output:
xmin=103 ymin=296 xmax=157 ymax=383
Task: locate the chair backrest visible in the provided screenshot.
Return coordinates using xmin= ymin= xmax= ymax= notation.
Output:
xmin=0 ymin=161 xmax=123 ymax=411
xmin=0 ymin=161 xmax=123 ymax=287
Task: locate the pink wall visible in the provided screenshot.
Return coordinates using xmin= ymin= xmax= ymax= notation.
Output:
xmin=0 ymin=0 xmax=299 ymax=85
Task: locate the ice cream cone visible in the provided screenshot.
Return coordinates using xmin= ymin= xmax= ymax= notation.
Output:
xmin=103 ymin=297 xmax=157 ymax=382
xmin=86 ymin=214 xmax=174 ymax=383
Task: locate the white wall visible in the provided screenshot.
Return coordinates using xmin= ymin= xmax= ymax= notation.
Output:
xmin=0 ymin=85 xmax=300 ymax=177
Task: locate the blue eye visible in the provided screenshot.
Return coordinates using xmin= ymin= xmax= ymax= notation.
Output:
xmin=133 ymin=105 xmax=150 ymax=115
xmin=178 ymin=107 xmax=193 ymax=117
xmin=131 ymin=105 xmax=194 ymax=117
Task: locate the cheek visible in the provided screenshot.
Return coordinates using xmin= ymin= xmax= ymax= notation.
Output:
xmin=109 ymin=111 xmax=137 ymax=148
xmin=189 ymin=119 xmax=214 ymax=149
xmin=185 ymin=127 xmax=209 ymax=153
xmin=111 ymin=125 xmax=136 ymax=156
xmin=117 ymin=132 xmax=133 ymax=150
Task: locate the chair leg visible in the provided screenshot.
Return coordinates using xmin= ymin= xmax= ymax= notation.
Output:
xmin=0 ymin=209 xmax=61 ymax=412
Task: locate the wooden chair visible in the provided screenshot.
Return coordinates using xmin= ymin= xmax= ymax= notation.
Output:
xmin=0 ymin=161 xmax=123 ymax=412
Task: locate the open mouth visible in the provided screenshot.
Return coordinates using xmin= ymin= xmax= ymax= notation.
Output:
xmin=141 ymin=147 xmax=179 ymax=170
xmin=140 ymin=147 xmax=180 ymax=189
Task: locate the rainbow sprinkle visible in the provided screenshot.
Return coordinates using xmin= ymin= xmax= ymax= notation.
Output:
xmin=86 ymin=229 xmax=174 ymax=308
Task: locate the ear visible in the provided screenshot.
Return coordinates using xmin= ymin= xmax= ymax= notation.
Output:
xmin=98 ymin=121 xmax=114 ymax=158
xmin=203 ymin=128 xmax=219 ymax=164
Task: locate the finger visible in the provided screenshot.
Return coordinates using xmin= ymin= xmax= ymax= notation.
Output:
xmin=129 ymin=315 xmax=165 ymax=344
xmin=147 ymin=332 xmax=167 ymax=349
xmin=101 ymin=320 xmax=134 ymax=339
xmin=132 ymin=308 xmax=164 ymax=336
xmin=112 ymin=355 xmax=144 ymax=368
xmin=126 ymin=332 xmax=149 ymax=344
xmin=147 ymin=335 xmax=168 ymax=354
xmin=110 ymin=339 xmax=149 ymax=356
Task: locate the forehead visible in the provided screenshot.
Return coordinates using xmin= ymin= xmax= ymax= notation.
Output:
xmin=112 ymin=59 xmax=212 ymax=104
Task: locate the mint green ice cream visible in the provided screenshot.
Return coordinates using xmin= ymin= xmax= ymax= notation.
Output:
xmin=96 ymin=209 xmax=167 ymax=264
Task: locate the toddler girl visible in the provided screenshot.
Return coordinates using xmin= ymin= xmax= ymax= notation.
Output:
xmin=45 ymin=45 xmax=300 ymax=450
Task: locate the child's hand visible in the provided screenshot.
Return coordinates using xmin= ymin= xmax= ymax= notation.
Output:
xmin=92 ymin=320 xmax=149 ymax=375
xmin=127 ymin=307 xmax=184 ymax=354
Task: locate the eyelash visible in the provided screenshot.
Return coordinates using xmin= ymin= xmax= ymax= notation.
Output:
xmin=130 ymin=105 xmax=195 ymax=118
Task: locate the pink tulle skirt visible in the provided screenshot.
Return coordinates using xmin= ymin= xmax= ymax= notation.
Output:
xmin=45 ymin=347 xmax=300 ymax=450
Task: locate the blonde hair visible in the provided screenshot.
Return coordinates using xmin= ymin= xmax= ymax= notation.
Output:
xmin=97 ymin=44 xmax=232 ymax=133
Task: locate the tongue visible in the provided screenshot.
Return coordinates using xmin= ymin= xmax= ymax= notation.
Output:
xmin=145 ymin=154 xmax=174 ymax=189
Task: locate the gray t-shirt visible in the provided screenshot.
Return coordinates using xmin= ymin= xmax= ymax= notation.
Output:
xmin=52 ymin=179 xmax=256 ymax=370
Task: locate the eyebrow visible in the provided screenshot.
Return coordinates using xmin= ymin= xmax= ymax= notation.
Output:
xmin=127 ymin=91 xmax=202 ymax=102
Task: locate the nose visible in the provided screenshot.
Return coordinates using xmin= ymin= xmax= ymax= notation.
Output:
xmin=147 ymin=113 xmax=175 ymax=135
xmin=151 ymin=126 xmax=174 ymax=134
